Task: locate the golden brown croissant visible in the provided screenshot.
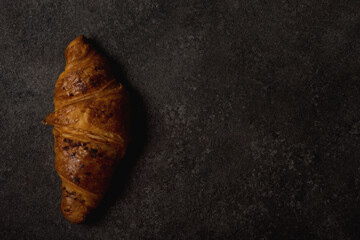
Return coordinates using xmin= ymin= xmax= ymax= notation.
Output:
xmin=43 ymin=35 xmax=130 ymax=223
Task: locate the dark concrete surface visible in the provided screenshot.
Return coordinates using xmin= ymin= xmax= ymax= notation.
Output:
xmin=1 ymin=0 xmax=360 ymax=239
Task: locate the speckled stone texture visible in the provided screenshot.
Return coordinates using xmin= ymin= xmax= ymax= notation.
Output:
xmin=1 ymin=0 xmax=360 ymax=239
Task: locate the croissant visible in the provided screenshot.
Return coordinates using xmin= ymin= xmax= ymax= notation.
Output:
xmin=43 ymin=35 xmax=130 ymax=223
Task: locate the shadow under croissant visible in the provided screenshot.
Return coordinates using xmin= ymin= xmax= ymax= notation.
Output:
xmin=82 ymin=38 xmax=148 ymax=224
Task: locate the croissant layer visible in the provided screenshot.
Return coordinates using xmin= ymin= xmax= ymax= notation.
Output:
xmin=44 ymin=35 xmax=130 ymax=223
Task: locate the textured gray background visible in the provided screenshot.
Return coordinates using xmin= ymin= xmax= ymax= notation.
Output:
xmin=1 ymin=0 xmax=360 ymax=239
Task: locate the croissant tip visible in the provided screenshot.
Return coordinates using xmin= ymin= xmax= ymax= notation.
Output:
xmin=61 ymin=196 xmax=89 ymax=224
xmin=65 ymin=35 xmax=92 ymax=64
xmin=62 ymin=210 xmax=86 ymax=224
xmin=75 ymin=34 xmax=86 ymax=41
xmin=60 ymin=181 xmax=98 ymax=224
